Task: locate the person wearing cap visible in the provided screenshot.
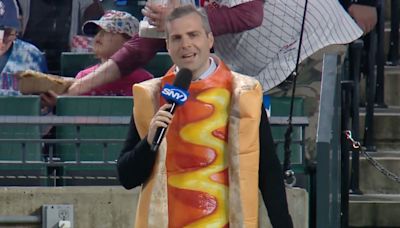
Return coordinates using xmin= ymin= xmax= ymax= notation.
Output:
xmin=41 ymin=10 xmax=152 ymax=104
xmin=75 ymin=10 xmax=153 ymax=96
xmin=0 ymin=0 xmax=47 ymax=96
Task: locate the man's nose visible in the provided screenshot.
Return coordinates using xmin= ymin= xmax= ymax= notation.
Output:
xmin=181 ymin=36 xmax=192 ymax=48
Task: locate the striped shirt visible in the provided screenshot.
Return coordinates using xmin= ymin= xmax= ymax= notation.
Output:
xmin=212 ymin=0 xmax=363 ymax=91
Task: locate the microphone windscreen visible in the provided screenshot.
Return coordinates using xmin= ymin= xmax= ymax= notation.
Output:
xmin=173 ymin=68 xmax=192 ymax=91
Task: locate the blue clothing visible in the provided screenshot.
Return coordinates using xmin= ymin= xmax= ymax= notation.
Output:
xmin=0 ymin=39 xmax=48 ymax=96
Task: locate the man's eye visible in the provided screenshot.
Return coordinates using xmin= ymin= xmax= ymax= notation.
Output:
xmin=171 ymin=37 xmax=180 ymax=41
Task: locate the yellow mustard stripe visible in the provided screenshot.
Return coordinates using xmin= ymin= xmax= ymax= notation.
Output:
xmin=168 ymin=88 xmax=230 ymax=228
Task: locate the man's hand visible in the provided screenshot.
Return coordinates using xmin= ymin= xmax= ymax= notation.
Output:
xmin=348 ymin=4 xmax=377 ymax=34
xmin=40 ymin=90 xmax=58 ymax=109
xmin=147 ymin=104 xmax=173 ymax=145
xmin=142 ymin=0 xmax=180 ymax=32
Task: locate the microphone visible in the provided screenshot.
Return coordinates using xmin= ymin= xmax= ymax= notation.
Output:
xmin=150 ymin=68 xmax=193 ymax=152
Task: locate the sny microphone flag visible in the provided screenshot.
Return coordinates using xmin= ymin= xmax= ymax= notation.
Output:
xmin=161 ymin=84 xmax=189 ymax=105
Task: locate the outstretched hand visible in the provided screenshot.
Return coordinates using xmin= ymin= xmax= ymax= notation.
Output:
xmin=142 ymin=0 xmax=180 ymax=32
xmin=147 ymin=104 xmax=173 ymax=145
xmin=40 ymin=90 xmax=58 ymax=109
xmin=348 ymin=4 xmax=377 ymax=34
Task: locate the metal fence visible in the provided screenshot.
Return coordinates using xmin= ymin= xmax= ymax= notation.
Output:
xmin=0 ymin=114 xmax=308 ymax=187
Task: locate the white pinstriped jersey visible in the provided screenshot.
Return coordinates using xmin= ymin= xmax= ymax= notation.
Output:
xmin=211 ymin=0 xmax=363 ymax=91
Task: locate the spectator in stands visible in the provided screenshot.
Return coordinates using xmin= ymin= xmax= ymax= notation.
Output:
xmin=75 ymin=10 xmax=153 ymax=96
xmin=66 ymin=0 xmax=363 ymax=96
xmin=17 ymin=0 xmax=97 ymax=73
xmin=267 ymin=0 xmax=377 ymax=159
xmin=0 ymin=0 xmax=47 ymax=96
xmin=40 ymin=10 xmax=153 ymax=106
xmin=117 ymin=5 xmax=293 ymax=227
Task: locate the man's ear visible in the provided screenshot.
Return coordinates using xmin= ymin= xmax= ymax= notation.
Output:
xmin=207 ymin=32 xmax=214 ymax=49
xmin=165 ymin=39 xmax=169 ymax=52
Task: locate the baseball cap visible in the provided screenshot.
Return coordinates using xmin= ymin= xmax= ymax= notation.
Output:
xmin=0 ymin=0 xmax=20 ymax=30
xmin=82 ymin=10 xmax=139 ymax=37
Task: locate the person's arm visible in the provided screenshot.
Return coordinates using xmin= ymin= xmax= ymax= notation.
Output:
xmin=67 ymin=34 xmax=164 ymax=95
xmin=117 ymin=116 xmax=158 ymax=189
xmin=143 ymin=0 xmax=264 ymax=36
xmin=204 ymin=0 xmax=264 ymax=36
xmin=340 ymin=0 xmax=377 ymax=34
xmin=111 ymin=34 xmax=165 ymax=76
xmin=66 ymin=59 xmax=120 ymax=95
xmin=258 ymin=106 xmax=294 ymax=228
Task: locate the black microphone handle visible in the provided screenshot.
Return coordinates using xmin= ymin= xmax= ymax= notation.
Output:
xmin=150 ymin=102 xmax=177 ymax=152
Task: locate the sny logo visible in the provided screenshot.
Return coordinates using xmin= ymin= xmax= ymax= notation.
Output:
xmin=161 ymin=84 xmax=189 ymax=105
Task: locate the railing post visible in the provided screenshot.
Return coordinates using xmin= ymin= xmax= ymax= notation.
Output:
xmin=376 ymin=0 xmax=386 ymax=107
xmin=316 ymin=53 xmax=341 ymax=228
xmin=363 ymin=31 xmax=377 ymax=151
xmin=387 ymin=0 xmax=399 ymax=65
xmin=349 ymin=40 xmax=363 ymax=194
xmin=341 ymin=79 xmax=352 ymax=228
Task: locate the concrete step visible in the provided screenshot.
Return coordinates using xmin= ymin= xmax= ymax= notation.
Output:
xmin=379 ymin=66 xmax=400 ymax=107
xmin=360 ymin=66 xmax=400 ymax=107
xmin=349 ymin=194 xmax=400 ymax=227
xmin=356 ymin=151 xmax=400 ymax=194
xmin=359 ymin=106 xmax=400 ymax=149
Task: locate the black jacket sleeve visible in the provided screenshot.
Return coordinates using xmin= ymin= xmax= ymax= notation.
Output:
xmin=258 ymin=106 xmax=294 ymax=228
xmin=117 ymin=115 xmax=158 ymax=189
xmin=339 ymin=0 xmax=377 ymax=10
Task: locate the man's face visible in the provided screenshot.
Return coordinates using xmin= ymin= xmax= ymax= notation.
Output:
xmin=0 ymin=28 xmax=17 ymax=56
xmin=93 ymin=29 xmax=128 ymax=61
xmin=166 ymin=12 xmax=214 ymax=80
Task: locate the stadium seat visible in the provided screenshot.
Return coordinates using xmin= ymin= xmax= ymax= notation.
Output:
xmin=60 ymin=52 xmax=99 ymax=77
xmin=267 ymin=96 xmax=305 ymax=168
xmin=55 ymin=96 xmax=133 ymax=185
xmin=145 ymin=52 xmax=173 ymax=77
xmin=60 ymin=52 xmax=173 ymax=78
xmin=0 ymin=96 xmax=47 ymax=186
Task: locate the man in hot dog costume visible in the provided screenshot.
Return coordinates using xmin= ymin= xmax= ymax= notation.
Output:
xmin=117 ymin=5 xmax=293 ymax=228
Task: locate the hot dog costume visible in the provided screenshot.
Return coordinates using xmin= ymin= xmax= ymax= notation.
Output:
xmin=117 ymin=57 xmax=293 ymax=228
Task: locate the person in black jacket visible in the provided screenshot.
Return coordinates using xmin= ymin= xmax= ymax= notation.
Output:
xmin=117 ymin=5 xmax=293 ymax=228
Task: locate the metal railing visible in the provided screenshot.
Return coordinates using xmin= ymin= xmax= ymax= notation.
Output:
xmin=387 ymin=0 xmax=399 ymax=65
xmin=315 ymin=53 xmax=342 ymax=228
xmin=0 ymin=115 xmax=129 ymax=165
xmin=376 ymin=0 xmax=386 ymax=106
xmin=0 ymin=114 xmax=308 ymax=186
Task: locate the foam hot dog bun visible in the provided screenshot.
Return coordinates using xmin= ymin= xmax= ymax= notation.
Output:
xmin=16 ymin=70 xmax=75 ymax=95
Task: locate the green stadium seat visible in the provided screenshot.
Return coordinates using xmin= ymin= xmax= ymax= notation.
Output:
xmin=268 ymin=96 xmax=305 ymax=170
xmin=55 ymin=96 xmax=133 ymax=185
xmin=60 ymin=52 xmax=99 ymax=77
xmin=0 ymin=96 xmax=47 ymax=186
xmin=60 ymin=52 xmax=172 ymax=79
xmin=145 ymin=52 xmax=173 ymax=77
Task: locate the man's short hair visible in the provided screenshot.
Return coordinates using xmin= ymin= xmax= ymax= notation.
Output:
xmin=165 ymin=4 xmax=211 ymax=36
